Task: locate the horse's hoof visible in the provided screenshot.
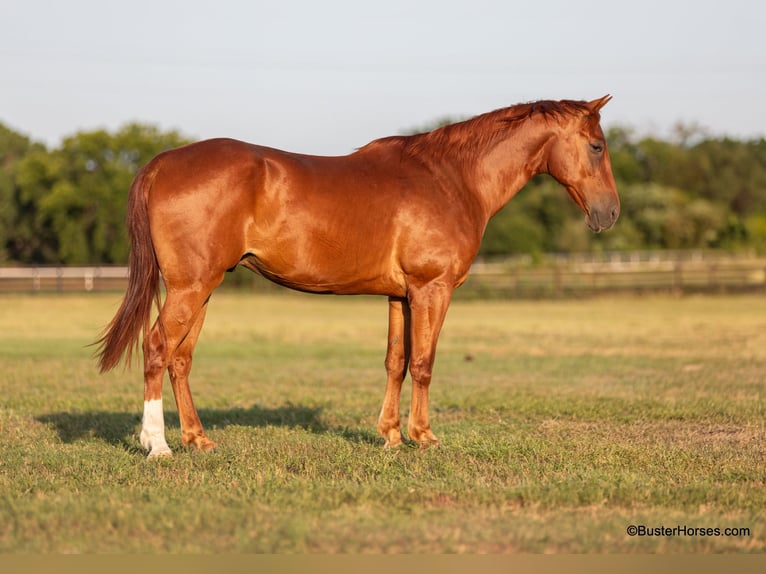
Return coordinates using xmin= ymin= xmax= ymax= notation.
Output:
xmin=183 ymin=432 xmax=217 ymax=452
xmin=147 ymin=447 xmax=173 ymax=459
xmin=383 ymin=438 xmax=404 ymax=450
xmin=408 ymin=427 xmax=440 ymax=449
xmin=379 ymin=427 xmax=404 ymax=450
xmin=197 ymin=438 xmax=217 ymax=452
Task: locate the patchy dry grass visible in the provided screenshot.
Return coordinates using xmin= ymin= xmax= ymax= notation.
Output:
xmin=0 ymin=292 xmax=764 ymax=552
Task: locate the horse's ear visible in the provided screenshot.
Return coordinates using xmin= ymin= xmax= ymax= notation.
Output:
xmin=587 ymin=95 xmax=612 ymax=114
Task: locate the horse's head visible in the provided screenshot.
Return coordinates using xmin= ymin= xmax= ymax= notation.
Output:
xmin=546 ymin=95 xmax=620 ymax=232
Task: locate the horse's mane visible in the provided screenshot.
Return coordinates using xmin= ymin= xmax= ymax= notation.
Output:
xmin=360 ymin=99 xmax=593 ymax=163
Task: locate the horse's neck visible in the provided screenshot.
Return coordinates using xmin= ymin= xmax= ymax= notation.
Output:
xmin=466 ymin=122 xmax=556 ymax=220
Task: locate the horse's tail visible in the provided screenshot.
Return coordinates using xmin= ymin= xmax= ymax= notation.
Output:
xmin=96 ymin=162 xmax=161 ymax=373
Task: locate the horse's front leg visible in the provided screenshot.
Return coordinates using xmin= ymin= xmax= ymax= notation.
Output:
xmin=406 ymin=282 xmax=453 ymax=448
xmin=377 ymin=297 xmax=411 ymax=448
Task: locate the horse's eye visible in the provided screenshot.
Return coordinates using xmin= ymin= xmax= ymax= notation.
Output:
xmin=590 ymin=142 xmax=604 ymax=154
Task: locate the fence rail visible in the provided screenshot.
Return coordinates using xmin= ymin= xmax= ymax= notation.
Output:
xmin=2 ymin=252 xmax=766 ymax=297
xmin=465 ymin=253 xmax=766 ymax=297
xmin=0 ymin=266 xmax=129 ymax=293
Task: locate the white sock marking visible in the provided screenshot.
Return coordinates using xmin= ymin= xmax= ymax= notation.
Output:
xmin=140 ymin=398 xmax=172 ymax=458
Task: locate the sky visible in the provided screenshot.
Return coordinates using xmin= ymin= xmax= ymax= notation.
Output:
xmin=1 ymin=0 xmax=764 ymax=155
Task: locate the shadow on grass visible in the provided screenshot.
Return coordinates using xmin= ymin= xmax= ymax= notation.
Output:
xmin=36 ymin=403 xmax=349 ymax=451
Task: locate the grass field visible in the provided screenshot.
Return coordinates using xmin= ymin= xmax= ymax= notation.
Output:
xmin=0 ymin=290 xmax=764 ymax=553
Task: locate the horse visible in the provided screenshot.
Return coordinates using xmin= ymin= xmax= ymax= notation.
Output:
xmin=97 ymin=96 xmax=619 ymax=458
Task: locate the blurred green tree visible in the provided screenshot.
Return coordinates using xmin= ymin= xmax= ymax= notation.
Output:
xmin=9 ymin=124 xmax=187 ymax=263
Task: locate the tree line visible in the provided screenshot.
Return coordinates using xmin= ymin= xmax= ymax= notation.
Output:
xmin=1 ymin=120 xmax=765 ymax=265
xmin=0 ymin=123 xmax=187 ymax=265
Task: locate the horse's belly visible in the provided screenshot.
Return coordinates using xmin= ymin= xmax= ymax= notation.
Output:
xmin=239 ymin=250 xmax=406 ymax=297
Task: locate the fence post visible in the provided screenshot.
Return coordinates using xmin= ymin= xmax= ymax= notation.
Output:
xmin=707 ymin=262 xmax=719 ymax=291
xmin=673 ymin=260 xmax=683 ymax=293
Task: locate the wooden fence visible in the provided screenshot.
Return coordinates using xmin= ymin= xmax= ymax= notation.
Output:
xmin=462 ymin=251 xmax=766 ymax=298
xmin=0 ymin=266 xmax=129 ymax=293
xmin=2 ymin=252 xmax=766 ymax=297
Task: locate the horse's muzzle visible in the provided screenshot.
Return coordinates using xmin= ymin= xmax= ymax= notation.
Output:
xmin=586 ymin=200 xmax=620 ymax=233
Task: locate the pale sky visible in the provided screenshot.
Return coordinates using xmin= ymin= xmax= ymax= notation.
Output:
xmin=1 ymin=0 xmax=764 ymax=154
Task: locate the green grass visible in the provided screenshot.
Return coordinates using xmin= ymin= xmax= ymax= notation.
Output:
xmin=0 ymin=291 xmax=764 ymax=552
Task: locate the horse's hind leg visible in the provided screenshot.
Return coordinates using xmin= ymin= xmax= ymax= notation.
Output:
xmin=140 ymin=286 xmax=216 ymax=458
xmin=167 ymin=299 xmax=216 ymax=452
xmin=377 ymin=297 xmax=411 ymax=448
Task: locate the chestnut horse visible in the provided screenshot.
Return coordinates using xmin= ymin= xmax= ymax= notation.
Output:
xmin=97 ymin=96 xmax=619 ymax=458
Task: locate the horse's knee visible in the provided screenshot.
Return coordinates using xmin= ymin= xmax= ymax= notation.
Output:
xmin=409 ymin=356 xmax=433 ymax=386
xmin=384 ymin=352 xmax=406 ymax=379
